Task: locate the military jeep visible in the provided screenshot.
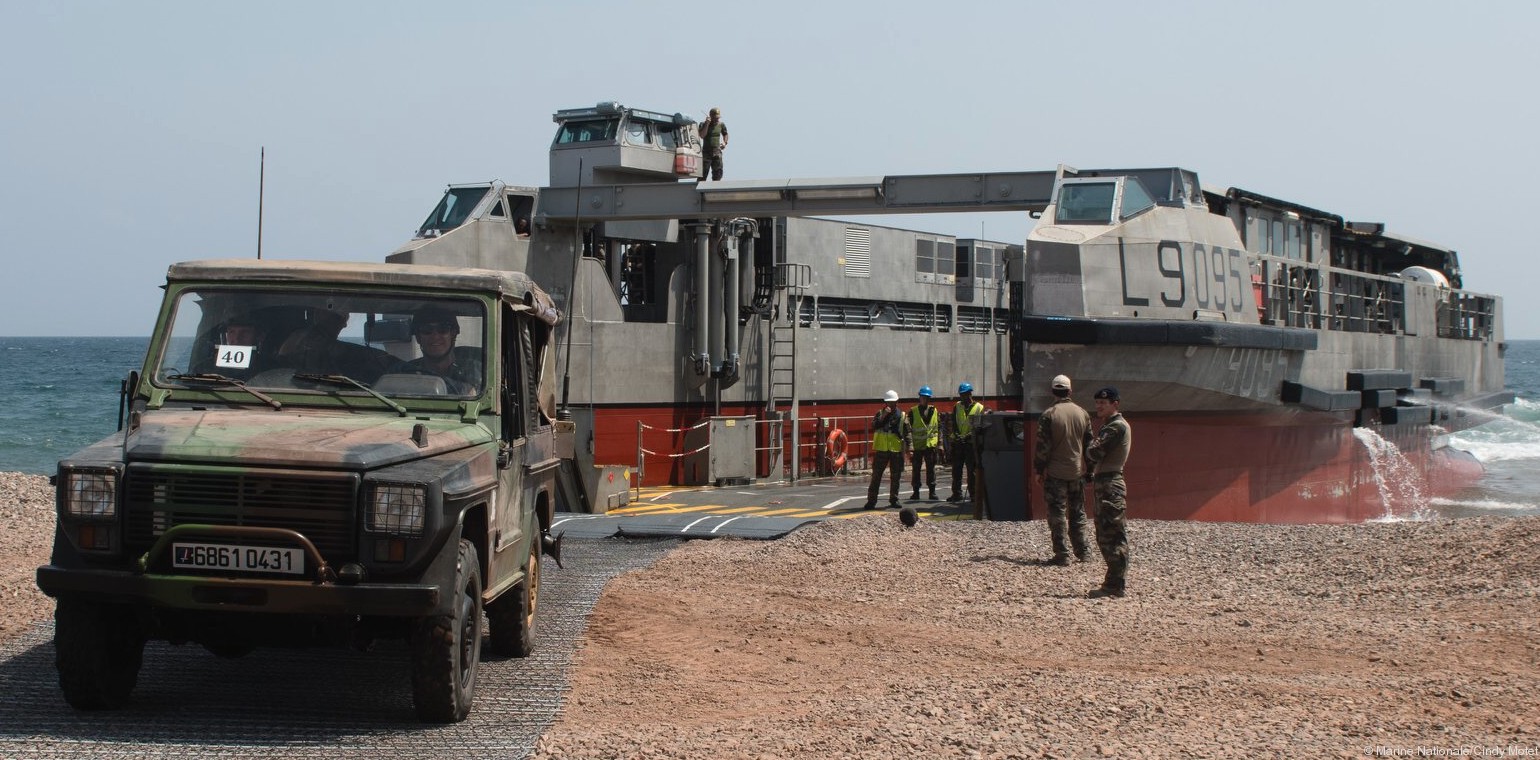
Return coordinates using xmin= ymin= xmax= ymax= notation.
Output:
xmin=36 ymin=259 xmax=568 ymax=723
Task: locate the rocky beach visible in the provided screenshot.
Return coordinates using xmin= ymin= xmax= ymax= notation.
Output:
xmin=4 ymin=472 xmax=1537 ymax=757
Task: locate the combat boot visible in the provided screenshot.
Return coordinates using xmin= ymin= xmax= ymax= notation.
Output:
xmin=1088 ymin=585 xmax=1125 ymax=599
xmin=1049 ymin=555 xmax=1070 ymax=567
xmin=911 ymin=488 xmax=920 ymax=500
xmin=928 ymin=488 xmax=937 ymax=500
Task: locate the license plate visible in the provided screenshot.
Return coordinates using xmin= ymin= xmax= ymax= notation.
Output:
xmin=172 ymin=542 xmax=305 ymax=575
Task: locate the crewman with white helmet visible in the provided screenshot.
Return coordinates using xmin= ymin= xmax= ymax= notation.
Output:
xmin=864 ymin=389 xmax=908 ymax=509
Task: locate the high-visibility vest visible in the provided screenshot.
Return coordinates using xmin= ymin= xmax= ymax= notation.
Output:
xmin=872 ymin=407 xmax=906 ymax=453
xmin=908 ymin=405 xmax=940 ymax=449
xmin=953 ymin=400 xmax=986 ymax=439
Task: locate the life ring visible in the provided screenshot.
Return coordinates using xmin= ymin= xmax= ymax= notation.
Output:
xmin=826 ymin=428 xmax=849 ymax=471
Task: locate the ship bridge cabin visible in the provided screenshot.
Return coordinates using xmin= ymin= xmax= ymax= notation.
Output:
xmin=549 ymin=101 xmax=705 ymax=186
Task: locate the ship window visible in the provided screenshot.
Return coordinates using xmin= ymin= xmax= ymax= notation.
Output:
xmin=1272 ymin=220 xmax=1284 ymax=257
xmin=624 ymin=121 xmax=651 ymax=146
xmin=1119 ymin=178 xmax=1156 ymax=219
xmin=556 ymin=119 xmax=618 ymax=144
xmin=955 ymin=245 xmax=972 ymax=279
xmin=417 ymin=187 xmax=489 ymax=235
xmin=1056 ymin=182 xmax=1116 ymax=224
xmin=488 ymin=199 xmax=506 ymax=218
xmin=916 ymin=239 xmax=935 ymax=274
xmin=658 ymin=126 xmax=678 ymax=150
xmin=937 ymin=244 xmax=954 ymax=277
xmin=976 ymin=247 xmax=994 ymax=280
xmin=1285 ymin=221 xmax=1302 ymax=260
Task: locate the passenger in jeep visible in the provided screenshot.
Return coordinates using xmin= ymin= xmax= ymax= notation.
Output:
xmin=274 ymin=308 xmax=396 ymax=383
xmin=397 ymin=306 xmax=482 ymax=395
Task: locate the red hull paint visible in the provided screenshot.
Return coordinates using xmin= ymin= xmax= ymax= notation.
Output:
xmin=590 ymin=396 xmax=1017 ymax=487
xmin=1022 ymin=411 xmax=1483 ymax=524
xmin=592 ymin=404 xmax=1479 ymax=524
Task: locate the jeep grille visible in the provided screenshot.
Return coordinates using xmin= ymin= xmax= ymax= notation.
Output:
xmin=124 ymin=468 xmax=359 ymax=562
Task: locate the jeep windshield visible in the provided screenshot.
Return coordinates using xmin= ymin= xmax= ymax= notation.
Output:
xmin=152 ymin=288 xmax=487 ymax=400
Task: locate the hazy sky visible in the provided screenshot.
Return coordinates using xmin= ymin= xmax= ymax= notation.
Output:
xmin=3 ymin=1 xmax=1537 ymax=337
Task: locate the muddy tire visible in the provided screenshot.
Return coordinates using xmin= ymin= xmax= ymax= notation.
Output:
xmin=487 ymin=540 xmax=539 ymax=657
xmin=54 ymin=597 xmax=146 ymax=710
xmin=409 ymin=539 xmax=483 ymax=723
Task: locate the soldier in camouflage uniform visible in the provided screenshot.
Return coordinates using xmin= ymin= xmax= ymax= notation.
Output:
xmin=698 ymin=107 xmax=729 ymax=181
xmin=1033 ymin=374 xmax=1091 ymax=566
xmin=1085 ymin=386 xmax=1132 ymax=598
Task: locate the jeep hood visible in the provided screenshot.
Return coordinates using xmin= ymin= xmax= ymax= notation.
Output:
xmin=126 ymin=409 xmax=492 ymax=469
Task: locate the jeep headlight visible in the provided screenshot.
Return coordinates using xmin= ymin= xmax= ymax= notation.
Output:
xmin=368 ymin=484 xmax=426 ymax=536
xmin=63 ymin=470 xmax=117 ymax=518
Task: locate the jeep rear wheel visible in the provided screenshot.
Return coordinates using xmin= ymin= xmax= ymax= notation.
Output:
xmin=487 ymin=540 xmax=539 ymax=657
xmin=54 ymin=597 xmax=146 ymax=710
xmin=409 ymin=539 xmax=483 ymax=723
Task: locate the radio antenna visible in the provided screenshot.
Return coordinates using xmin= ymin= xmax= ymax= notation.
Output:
xmin=558 ymin=158 xmax=583 ymax=418
xmin=257 ymin=147 xmax=266 ymax=259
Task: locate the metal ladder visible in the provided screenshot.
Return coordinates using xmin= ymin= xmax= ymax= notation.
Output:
xmin=767 ymin=263 xmax=811 ymax=480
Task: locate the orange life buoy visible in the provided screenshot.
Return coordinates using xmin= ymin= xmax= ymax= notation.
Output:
xmin=826 ymin=428 xmax=849 ymax=471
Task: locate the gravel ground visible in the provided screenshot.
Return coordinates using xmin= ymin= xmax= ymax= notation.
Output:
xmin=532 ymin=513 xmax=1540 ymax=759
xmin=5 ymin=473 xmax=1539 ymax=758
xmin=0 ymin=473 xmax=53 ymax=646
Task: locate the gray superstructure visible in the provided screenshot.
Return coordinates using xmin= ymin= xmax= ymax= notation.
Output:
xmin=389 ymin=102 xmax=1507 ymax=520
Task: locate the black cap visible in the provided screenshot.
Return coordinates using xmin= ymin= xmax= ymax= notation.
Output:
xmin=1093 ymin=386 xmax=1120 ymax=401
xmin=412 ymin=305 xmax=460 ymax=334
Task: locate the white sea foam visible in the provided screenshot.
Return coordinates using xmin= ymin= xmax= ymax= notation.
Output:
xmin=1429 ymin=496 xmax=1538 ymax=512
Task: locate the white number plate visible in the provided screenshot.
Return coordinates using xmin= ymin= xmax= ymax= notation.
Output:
xmin=172 ymin=542 xmax=305 ymax=575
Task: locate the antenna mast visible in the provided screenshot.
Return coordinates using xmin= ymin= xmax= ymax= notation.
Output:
xmin=257 ymin=147 xmax=265 ymax=259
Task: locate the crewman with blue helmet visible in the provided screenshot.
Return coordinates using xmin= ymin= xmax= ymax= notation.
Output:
xmin=907 ymin=385 xmax=941 ymax=500
xmin=949 ymin=382 xmax=987 ymax=502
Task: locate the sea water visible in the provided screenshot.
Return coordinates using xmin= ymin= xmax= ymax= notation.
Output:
xmin=2 ymin=336 xmax=1538 ymax=519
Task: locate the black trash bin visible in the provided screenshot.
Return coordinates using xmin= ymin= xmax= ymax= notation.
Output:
xmin=974 ymin=411 xmax=1030 ymax=521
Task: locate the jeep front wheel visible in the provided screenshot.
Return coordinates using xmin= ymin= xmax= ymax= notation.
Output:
xmin=487 ymin=539 xmax=539 ymax=657
xmin=409 ymin=539 xmax=483 ymax=723
xmin=54 ymin=597 xmax=146 ymax=710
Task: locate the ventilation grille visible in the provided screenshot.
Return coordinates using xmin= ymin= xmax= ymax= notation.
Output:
xmin=843 ymin=227 xmax=871 ymax=278
xmin=124 ymin=468 xmax=360 ymax=562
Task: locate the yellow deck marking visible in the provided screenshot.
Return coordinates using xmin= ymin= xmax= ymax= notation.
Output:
xmin=606 ymin=502 xmax=687 ymax=515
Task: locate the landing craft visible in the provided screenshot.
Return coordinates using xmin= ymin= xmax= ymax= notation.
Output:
xmin=389 ymin=101 xmax=1510 ymax=523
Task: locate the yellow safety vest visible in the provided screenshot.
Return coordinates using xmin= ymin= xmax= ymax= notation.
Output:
xmin=908 ymin=405 xmax=940 ymax=449
xmin=954 ymin=400 xmax=986 ymax=439
xmin=872 ymin=407 xmax=906 ymax=453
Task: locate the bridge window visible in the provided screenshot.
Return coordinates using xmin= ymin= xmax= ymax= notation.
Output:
xmin=1119 ymin=178 xmax=1156 ymax=219
xmin=556 ymin=119 xmax=618 ymax=144
xmin=417 ymin=187 xmax=489 ymax=236
xmin=623 ymin=120 xmax=652 ymax=146
xmin=1056 ymin=182 xmax=1116 ymax=224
